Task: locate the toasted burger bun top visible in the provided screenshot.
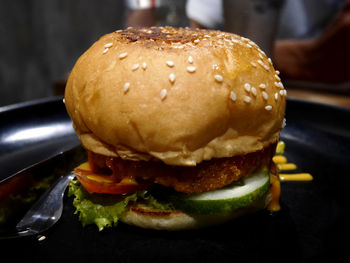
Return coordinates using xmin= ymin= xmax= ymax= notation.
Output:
xmin=65 ymin=27 xmax=286 ymax=166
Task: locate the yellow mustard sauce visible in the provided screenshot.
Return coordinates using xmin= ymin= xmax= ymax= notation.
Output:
xmin=267 ymin=172 xmax=281 ymax=211
xmin=279 ymin=173 xmax=313 ymax=182
xmin=274 ymin=141 xmax=313 ymax=182
xmin=267 ymin=141 xmax=313 ymax=212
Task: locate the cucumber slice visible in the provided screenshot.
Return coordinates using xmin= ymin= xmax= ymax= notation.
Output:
xmin=167 ymin=170 xmax=270 ymax=215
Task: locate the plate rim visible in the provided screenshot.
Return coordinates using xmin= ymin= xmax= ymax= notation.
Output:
xmin=0 ymin=96 xmax=64 ymax=114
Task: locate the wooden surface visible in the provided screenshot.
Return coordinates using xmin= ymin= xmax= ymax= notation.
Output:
xmin=287 ymin=87 xmax=350 ymax=109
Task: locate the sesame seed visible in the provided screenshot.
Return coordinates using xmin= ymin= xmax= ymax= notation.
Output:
xmin=282 ymin=118 xmax=286 ymax=128
xmin=280 ymin=90 xmax=284 ymax=96
xmin=246 ymin=43 xmax=252 ymax=48
xmin=262 ymin=91 xmax=269 ymax=100
xmin=275 ymin=75 xmax=281 ymax=81
xmin=212 ymin=64 xmax=219 ymax=70
xmin=284 ymin=89 xmax=287 ymax=96
xmin=169 ymin=73 xmax=175 ymax=83
xmin=131 ymin=64 xmax=139 ymax=71
xmin=257 ymin=59 xmax=265 ymax=67
xmin=188 ymin=56 xmax=194 ymax=64
xmin=160 ymin=89 xmax=167 ymax=100
xmin=259 ymin=49 xmax=267 ymax=57
xmin=250 ymin=62 xmax=257 ymax=67
xmin=166 ymin=61 xmax=174 ymax=67
xmin=244 ymin=96 xmax=252 ymax=103
xmin=244 ymin=83 xmax=251 ymax=92
xmin=256 ymin=59 xmax=270 ymax=70
xmin=38 ymin=235 xmax=46 ymax=242
xmin=275 ymin=82 xmax=284 ymax=89
xmin=103 ymin=48 xmax=109 ymax=54
xmin=186 ymin=66 xmax=196 ymax=73
xmin=214 ymin=74 xmax=223 ymax=82
xmin=265 ymin=105 xmax=272 ymax=111
xmin=275 ymin=92 xmax=279 ymax=101
xmin=275 ymin=70 xmax=280 ymax=75
xmin=251 ymin=87 xmax=257 ymax=96
xmin=259 ymin=83 xmax=266 ymax=89
xmin=104 ymin=42 xmax=113 ymax=48
xmin=123 ymin=82 xmax=130 ymax=93
xmin=194 ymin=39 xmax=200 ymax=43
xmin=230 ymin=91 xmax=237 ymax=101
xmin=259 ymin=53 xmax=264 ymax=59
xmin=119 ymin=52 xmax=128 ymax=59
xmin=142 ymin=62 xmax=147 ymax=70
xmin=247 ymin=39 xmax=253 ymax=44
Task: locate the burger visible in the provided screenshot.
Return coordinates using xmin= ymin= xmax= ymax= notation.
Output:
xmin=64 ymin=27 xmax=286 ymax=231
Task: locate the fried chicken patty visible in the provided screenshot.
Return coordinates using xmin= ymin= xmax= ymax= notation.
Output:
xmin=87 ymin=143 xmax=276 ymax=194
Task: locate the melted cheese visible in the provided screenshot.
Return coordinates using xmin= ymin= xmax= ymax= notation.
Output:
xmin=75 ymin=161 xmax=139 ymax=184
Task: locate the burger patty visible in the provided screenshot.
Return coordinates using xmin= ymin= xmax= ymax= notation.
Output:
xmin=87 ymin=143 xmax=276 ymax=194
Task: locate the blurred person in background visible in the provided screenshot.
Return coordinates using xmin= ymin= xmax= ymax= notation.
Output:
xmin=125 ymin=0 xmax=188 ymax=28
xmin=125 ymin=0 xmax=350 ymax=84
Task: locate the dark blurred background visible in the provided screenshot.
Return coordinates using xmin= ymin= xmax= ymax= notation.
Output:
xmin=0 ymin=0 xmax=126 ymax=107
xmin=1 ymin=0 xmax=349 ymax=108
xmin=0 ymin=0 xmax=191 ymax=107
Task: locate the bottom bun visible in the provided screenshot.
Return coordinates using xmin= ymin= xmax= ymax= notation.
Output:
xmin=120 ymin=191 xmax=272 ymax=230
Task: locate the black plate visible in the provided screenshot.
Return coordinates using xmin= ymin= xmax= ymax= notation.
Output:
xmin=0 ymin=97 xmax=80 ymax=180
xmin=1 ymin=97 xmax=350 ymax=262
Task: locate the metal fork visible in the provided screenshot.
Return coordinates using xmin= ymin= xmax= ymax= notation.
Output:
xmin=1 ymin=173 xmax=75 ymax=239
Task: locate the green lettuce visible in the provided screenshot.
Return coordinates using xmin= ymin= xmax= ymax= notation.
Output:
xmin=68 ymin=179 xmax=172 ymax=231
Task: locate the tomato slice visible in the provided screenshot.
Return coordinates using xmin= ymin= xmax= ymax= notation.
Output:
xmin=74 ymin=162 xmax=151 ymax=195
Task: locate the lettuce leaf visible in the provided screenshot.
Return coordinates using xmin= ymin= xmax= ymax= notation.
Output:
xmin=68 ymin=179 xmax=172 ymax=231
